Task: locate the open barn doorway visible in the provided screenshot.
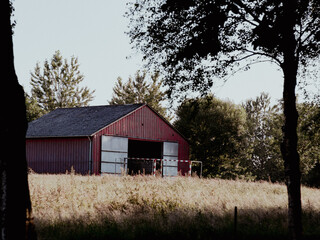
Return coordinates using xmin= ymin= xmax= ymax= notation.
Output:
xmin=128 ymin=139 xmax=162 ymax=175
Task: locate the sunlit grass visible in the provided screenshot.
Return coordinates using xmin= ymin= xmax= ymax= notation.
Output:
xmin=28 ymin=173 xmax=320 ymax=240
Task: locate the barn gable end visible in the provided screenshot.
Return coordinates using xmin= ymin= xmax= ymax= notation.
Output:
xmin=91 ymin=105 xmax=189 ymax=175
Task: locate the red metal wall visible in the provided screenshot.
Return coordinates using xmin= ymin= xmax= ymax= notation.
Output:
xmin=91 ymin=105 xmax=189 ymax=175
xmin=26 ymin=138 xmax=90 ymax=174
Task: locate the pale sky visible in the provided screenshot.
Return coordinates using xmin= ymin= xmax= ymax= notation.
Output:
xmin=12 ymin=0 xmax=310 ymax=108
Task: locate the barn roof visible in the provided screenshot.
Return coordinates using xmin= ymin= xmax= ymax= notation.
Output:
xmin=26 ymin=104 xmax=144 ymax=138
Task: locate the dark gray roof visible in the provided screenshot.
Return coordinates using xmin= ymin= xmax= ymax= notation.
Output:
xmin=26 ymin=104 xmax=144 ymax=138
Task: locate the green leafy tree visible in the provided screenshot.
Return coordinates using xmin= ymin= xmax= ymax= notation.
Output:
xmin=174 ymin=95 xmax=248 ymax=178
xmin=265 ymin=100 xmax=320 ymax=186
xmin=296 ymin=102 xmax=320 ymax=186
xmin=25 ymin=92 xmax=43 ymax=122
xmin=29 ymin=50 xmax=95 ymax=118
xmin=109 ymin=70 xmax=168 ymax=118
xmin=244 ymin=96 xmax=320 ymax=185
xmin=127 ymin=1 xmax=320 ymax=237
xmin=243 ymin=93 xmax=284 ymax=182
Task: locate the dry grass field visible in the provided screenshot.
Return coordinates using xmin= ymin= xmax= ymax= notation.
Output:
xmin=28 ymin=173 xmax=320 ymax=240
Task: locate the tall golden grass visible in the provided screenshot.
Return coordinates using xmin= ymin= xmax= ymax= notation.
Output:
xmin=28 ymin=173 xmax=320 ymax=240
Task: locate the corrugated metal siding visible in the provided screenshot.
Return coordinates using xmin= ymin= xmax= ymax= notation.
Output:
xmin=26 ymin=138 xmax=89 ymax=174
xmin=92 ymin=105 xmax=189 ymax=175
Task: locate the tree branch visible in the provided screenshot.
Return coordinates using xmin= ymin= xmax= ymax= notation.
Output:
xmin=240 ymin=48 xmax=283 ymax=67
xmin=233 ymin=0 xmax=262 ymax=25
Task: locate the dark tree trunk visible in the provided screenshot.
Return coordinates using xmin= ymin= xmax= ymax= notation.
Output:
xmin=281 ymin=66 xmax=302 ymax=240
xmin=0 ymin=1 xmax=36 ymax=239
xmin=281 ymin=1 xmax=302 ymax=240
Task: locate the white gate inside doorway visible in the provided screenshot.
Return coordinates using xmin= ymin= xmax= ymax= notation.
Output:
xmin=100 ymin=138 xmax=185 ymax=176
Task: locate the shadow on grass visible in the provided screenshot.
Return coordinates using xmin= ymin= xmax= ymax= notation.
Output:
xmin=35 ymin=207 xmax=320 ymax=240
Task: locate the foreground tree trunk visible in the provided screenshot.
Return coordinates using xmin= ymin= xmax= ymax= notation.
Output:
xmin=281 ymin=1 xmax=302 ymax=239
xmin=0 ymin=1 xmax=36 ymax=239
xmin=281 ymin=66 xmax=302 ymax=240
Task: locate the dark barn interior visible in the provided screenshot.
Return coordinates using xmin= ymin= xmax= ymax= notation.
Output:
xmin=128 ymin=140 xmax=162 ymax=175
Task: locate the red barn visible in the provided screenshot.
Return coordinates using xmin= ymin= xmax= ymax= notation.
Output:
xmin=26 ymin=104 xmax=189 ymax=176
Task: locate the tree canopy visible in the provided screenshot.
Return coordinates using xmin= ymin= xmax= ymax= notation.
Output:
xmin=176 ymin=93 xmax=320 ymax=185
xmin=127 ymin=0 xmax=319 ymax=97
xmin=109 ymin=70 xmax=168 ymax=119
xmin=174 ymin=95 xmax=248 ymax=178
xmin=242 ymin=93 xmax=284 ymax=182
xmin=27 ymin=50 xmax=95 ymax=121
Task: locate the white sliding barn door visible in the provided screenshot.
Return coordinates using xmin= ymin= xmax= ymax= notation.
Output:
xmin=101 ymin=136 xmax=128 ymax=174
xmin=163 ymin=142 xmax=179 ymax=176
